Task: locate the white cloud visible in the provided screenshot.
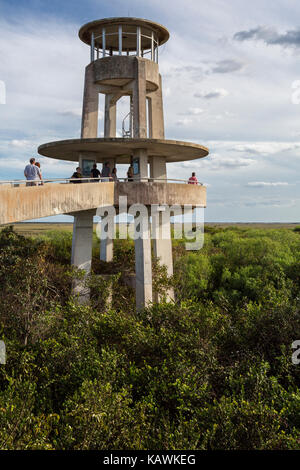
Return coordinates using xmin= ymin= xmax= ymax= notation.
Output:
xmin=247 ymin=181 xmax=290 ymax=187
xmin=176 ymin=118 xmax=193 ymax=126
xmin=10 ymin=140 xmax=35 ymax=148
xmin=201 ymin=155 xmax=256 ymax=171
xmin=194 ymin=88 xmax=229 ymax=99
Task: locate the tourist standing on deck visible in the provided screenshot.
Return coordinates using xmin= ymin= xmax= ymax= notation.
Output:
xmin=35 ymin=162 xmax=44 ymax=185
xmin=24 ymin=158 xmax=41 ymax=186
xmin=70 ymin=167 xmax=83 ymax=183
xmin=90 ymin=163 xmax=101 ymax=182
xmin=188 ymin=172 xmax=198 ymax=185
xmin=127 ymin=165 xmax=134 ymax=181
xmin=111 ymin=167 xmax=118 ymax=182
xmin=102 ymin=162 xmax=111 ymax=182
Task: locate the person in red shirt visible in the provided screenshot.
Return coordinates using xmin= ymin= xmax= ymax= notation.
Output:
xmin=188 ymin=172 xmax=198 ymax=184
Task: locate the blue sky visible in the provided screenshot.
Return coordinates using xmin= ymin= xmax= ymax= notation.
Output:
xmin=1 ymin=0 xmax=300 ymax=222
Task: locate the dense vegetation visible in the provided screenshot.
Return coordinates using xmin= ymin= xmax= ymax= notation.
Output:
xmin=0 ymin=225 xmax=300 ymax=450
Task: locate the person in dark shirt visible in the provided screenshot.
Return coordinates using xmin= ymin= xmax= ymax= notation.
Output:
xmin=90 ymin=163 xmax=101 ymax=182
xmin=102 ymin=162 xmax=111 ymax=182
xmin=127 ymin=165 xmax=134 ymax=181
xmin=70 ymin=167 xmax=83 ymax=183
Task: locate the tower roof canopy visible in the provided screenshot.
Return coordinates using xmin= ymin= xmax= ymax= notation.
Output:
xmin=79 ymin=17 xmax=170 ymax=51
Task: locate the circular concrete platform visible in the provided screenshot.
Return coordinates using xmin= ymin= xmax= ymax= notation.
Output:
xmin=38 ymin=138 xmax=209 ymax=163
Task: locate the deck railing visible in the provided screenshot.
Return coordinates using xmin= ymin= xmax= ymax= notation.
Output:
xmin=0 ymin=177 xmax=203 ymax=187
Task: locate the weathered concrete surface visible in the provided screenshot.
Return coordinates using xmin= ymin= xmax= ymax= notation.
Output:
xmin=94 ymin=56 xmax=159 ymax=93
xmin=0 ymin=182 xmax=114 ymax=225
xmin=104 ymin=93 xmax=118 ymax=137
xmin=133 ymin=59 xmax=147 ymax=138
xmin=147 ymin=74 xmax=165 ymax=139
xmin=134 ymin=207 xmax=153 ymax=310
xmin=152 ymin=207 xmax=174 ymax=302
xmin=114 ymin=182 xmax=206 ymax=207
xmin=0 ymin=182 xmax=206 ymax=226
xmin=71 ymin=210 xmax=94 ymax=303
xmin=81 ymin=63 xmax=99 ymax=138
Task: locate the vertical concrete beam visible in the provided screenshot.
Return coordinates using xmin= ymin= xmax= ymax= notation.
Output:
xmin=102 ymin=87 xmax=118 ymax=263
xmin=133 ymin=148 xmax=148 ymax=180
xmin=100 ymin=237 xmax=114 ymax=262
xmin=152 ymin=207 xmax=174 ymax=302
xmin=147 ymin=74 xmax=165 ymax=139
xmin=71 ymin=210 xmax=94 ymax=303
xmin=104 ymin=94 xmax=119 ymax=137
xmin=134 ymin=207 xmax=152 ymax=310
xmin=81 ymin=63 xmax=99 ymax=138
xmin=148 ymin=74 xmax=166 ymax=182
xmin=99 ymin=204 xmax=115 ymax=263
xmin=132 ymin=59 xmax=147 ymax=138
xmin=149 ymin=156 xmax=167 ymax=181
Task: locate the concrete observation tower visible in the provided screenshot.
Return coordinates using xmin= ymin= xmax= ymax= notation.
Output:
xmin=38 ymin=17 xmax=209 ymax=310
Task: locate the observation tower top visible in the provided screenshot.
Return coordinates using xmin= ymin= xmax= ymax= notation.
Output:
xmin=79 ymin=17 xmax=170 ymax=52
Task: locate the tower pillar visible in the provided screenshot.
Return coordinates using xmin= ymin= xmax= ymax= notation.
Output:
xmin=132 ymin=59 xmax=147 ymax=138
xmin=81 ymin=63 xmax=99 ymax=138
xmin=152 ymin=206 xmax=174 ymax=302
xmin=71 ymin=210 xmax=94 ymax=303
xmin=134 ymin=206 xmax=152 ymax=310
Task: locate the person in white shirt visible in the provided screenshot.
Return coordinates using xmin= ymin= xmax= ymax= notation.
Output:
xmin=24 ymin=158 xmax=41 ymax=186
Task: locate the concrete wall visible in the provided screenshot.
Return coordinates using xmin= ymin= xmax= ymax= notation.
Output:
xmin=93 ymin=56 xmax=160 ymax=92
xmin=0 ymin=182 xmax=206 ymax=225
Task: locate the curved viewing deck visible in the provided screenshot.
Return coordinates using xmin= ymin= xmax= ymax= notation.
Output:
xmin=0 ymin=179 xmax=206 ymax=225
xmin=38 ymin=138 xmax=209 ymax=163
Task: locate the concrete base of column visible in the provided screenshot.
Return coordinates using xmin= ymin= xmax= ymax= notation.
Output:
xmin=135 ymin=237 xmax=153 ymax=310
xmin=134 ymin=208 xmax=152 ymax=311
xmin=153 ymin=238 xmax=174 ymax=302
xmin=152 ymin=207 xmax=174 ymax=302
xmin=71 ymin=210 xmax=94 ymax=303
xmin=100 ymin=237 xmax=114 ymax=262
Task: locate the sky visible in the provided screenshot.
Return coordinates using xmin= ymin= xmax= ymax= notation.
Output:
xmin=0 ymin=0 xmax=300 ymax=222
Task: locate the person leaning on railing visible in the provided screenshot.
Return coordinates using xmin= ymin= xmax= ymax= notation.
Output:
xmin=188 ymin=172 xmax=198 ymax=185
xmin=70 ymin=167 xmax=83 ymax=183
xmin=90 ymin=163 xmax=101 ymax=182
xmin=24 ymin=157 xmax=42 ymax=187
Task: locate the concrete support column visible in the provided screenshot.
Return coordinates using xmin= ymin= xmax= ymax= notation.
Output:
xmin=133 ymin=148 xmax=148 ymax=181
xmin=147 ymin=75 xmax=165 ymax=139
xmin=71 ymin=210 xmax=94 ymax=302
xmin=132 ymin=59 xmax=147 ymax=138
xmin=104 ymin=94 xmax=121 ymax=137
xmin=99 ymin=203 xmax=115 ymax=263
xmin=134 ymin=206 xmax=152 ymax=310
xmin=102 ymin=89 xmax=117 ymax=264
xmin=152 ymin=207 xmax=174 ymax=302
xmin=81 ymin=63 xmax=99 ymax=138
xmin=100 ymin=237 xmax=113 ymax=262
xmin=149 ymin=156 xmax=167 ymax=181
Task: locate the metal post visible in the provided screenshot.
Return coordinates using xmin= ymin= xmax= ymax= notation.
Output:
xmin=102 ymin=28 xmax=106 ymax=58
xmin=156 ymin=35 xmax=159 ymax=63
xmin=151 ymin=31 xmax=154 ymax=61
xmin=91 ymin=32 xmax=95 ymax=62
xmin=118 ymin=25 xmax=122 ymax=55
xmin=137 ymin=26 xmax=141 ymax=57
